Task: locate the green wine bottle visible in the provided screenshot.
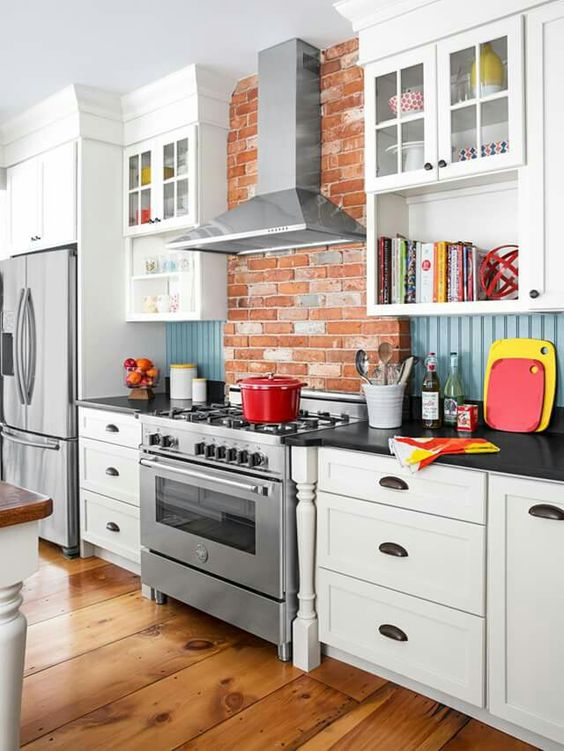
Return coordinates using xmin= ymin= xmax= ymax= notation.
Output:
xmin=444 ymin=352 xmax=464 ymax=426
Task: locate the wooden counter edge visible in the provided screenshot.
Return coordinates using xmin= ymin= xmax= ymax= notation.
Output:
xmin=0 ymin=482 xmax=52 ymax=529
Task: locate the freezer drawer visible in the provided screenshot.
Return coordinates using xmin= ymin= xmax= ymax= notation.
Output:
xmin=1 ymin=425 xmax=78 ymax=551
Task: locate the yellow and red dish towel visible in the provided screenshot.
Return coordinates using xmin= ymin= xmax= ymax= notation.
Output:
xmin=389 ymin=436 xmax=500 ymax=472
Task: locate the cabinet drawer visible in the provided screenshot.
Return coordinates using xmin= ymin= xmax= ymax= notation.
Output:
xmin=318 ymin=568 xmax=485 ymax=707
xmin=79 ymin=407 xmax=141 ymax=449
xmin=81 ymin=490 xmax=140 ymax=563
xmin=79 ymin=438 xmax=140 ymax=506
xmin=318 ymin=491 xmax=485 ymax=615
xmin=318 ymin=448 xmax=486 ymax=524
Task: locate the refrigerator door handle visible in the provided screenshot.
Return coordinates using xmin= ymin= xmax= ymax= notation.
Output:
xmin=24 ymin=288 xmax=37 ymax=405
xmin=1 ymin=426 xmax=60 ymax=451
xmin=14 ymin=288 xmax=26 ymax=405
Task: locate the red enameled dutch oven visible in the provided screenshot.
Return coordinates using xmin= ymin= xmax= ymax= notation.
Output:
xmin=238 ymin=374 xmax=307 ymax=423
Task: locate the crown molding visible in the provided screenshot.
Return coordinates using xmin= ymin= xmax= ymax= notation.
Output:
xmin=0 ymin=64 xmax=235 ymax=165
xmin=334 ymin=0 xmax=439 ymax=31
xmin=121 ymin=64 xmax=235 ymax=122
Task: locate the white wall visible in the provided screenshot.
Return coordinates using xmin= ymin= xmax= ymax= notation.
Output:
xmin=77 ymin=138 xmax=165 ymax=398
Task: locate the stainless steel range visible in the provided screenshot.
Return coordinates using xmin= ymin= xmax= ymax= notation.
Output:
xmin=139 ymin=389 xmax=366 ymax=661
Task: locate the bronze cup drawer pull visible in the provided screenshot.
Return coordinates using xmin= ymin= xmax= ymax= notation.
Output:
xmin=379 ymin=541 xmax=408 ymax=558
xmin=379 ymin=624 xmax=408 ymax=642
xmin=105 ymin=424 xmax=119 ymax=433
xmin=106 ymin=521 xmax=120 ymax=532
xmin=528 ymin=504 xmax=564 ymax=521
xmin=105 ymin=467 xmax=119 ymax=477
xmin=379 ymin=475 xmax=409 ymax=491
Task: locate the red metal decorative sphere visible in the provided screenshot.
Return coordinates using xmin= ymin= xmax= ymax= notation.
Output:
xmin=479 ymin=244 xmax=519 ymax=300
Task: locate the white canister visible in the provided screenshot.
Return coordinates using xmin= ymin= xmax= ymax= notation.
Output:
xmin=170 ymin=363 xmax=197 ymax=399
xmin=192 ymin=378 xmax=207 ymax=403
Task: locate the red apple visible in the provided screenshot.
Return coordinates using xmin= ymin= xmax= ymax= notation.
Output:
xmin=123 ymin=358 xmax=137 ymax=369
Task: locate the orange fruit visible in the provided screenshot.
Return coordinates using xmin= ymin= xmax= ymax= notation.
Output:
xmin=146 ymin=368 xmax=158 ymax=378
xmin=136 ymin=358 xmax=153 ymax=372
xmin=127 ymin=371 xmax=142 ymax=386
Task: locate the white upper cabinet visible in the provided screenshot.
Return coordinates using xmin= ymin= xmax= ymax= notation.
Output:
xmin=436 ymin=16 xmax=524 ymax=181
xmin=365 ymin=46 xmax=437 ymax=193
xmin=488 ymin=474 xmax=564 ymax=746
xmin=365 ymin=17 xmax=524 ymax=194
xmin=522 ymin=0 xmax=564 ymax=309
xmin=8 ymin=141 xmax=77 ymax=255
xmin=124 ymin=125 xmax=197 ymax=237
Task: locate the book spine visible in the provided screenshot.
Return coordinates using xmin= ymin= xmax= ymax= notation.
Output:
xmin=415 ymin=242 xmax=422 ymax=303
xmin=406 ymin=241 xmax=417 ymax=303
xmin=457 ymin=244 xmax=464 ymax=302
xmin=383 ymin=237 xmax=392 ymax=304
xmin=399 ymin=239 xmax=407 ymax=304
xmin=420 ymin=243 xmax=434 ymax=303
xmin=378 ymin=236 xmax=385 ymax=304
xmin=437 ymin=242 xmax=447 ymax=303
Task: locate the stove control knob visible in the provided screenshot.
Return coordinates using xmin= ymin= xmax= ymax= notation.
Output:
xmin=216 ymin=445 xmax=227 ymax=461
xmin=148 ymin=432 xmax=162 ymax=446
xmin=226 ymin=447 xmax=237 ymax=462
xmin=194 ymin=442 xmax=205 ymax=456
xmin=161 ymin=435 xmax=178 ymax=449
xmin=205 ymin=444 xmax=216 ymax=459
xmin=250 ymin=452 xmax=266 ymax=468
xmin=237 ymin=449 xmax=249 ymax=465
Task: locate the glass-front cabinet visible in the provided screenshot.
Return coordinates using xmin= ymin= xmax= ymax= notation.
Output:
xmin=124 ymin=125 xmax=197 ymax=236
xmin=436 ymin=16 xmax=524 ymax=180
xmin=364 ymin=17 xmax=524 ymax=193
xmin=365 ymin=47 xmax=437 ymax=192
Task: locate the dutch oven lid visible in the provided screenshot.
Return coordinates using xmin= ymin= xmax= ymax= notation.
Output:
xmin=238 ymin=374 xmax=306 ymax=389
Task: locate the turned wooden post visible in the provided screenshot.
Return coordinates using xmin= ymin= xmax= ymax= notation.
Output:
xmin=291 ymin=446 xmax=321 ymax=671
xmin=0 ymin=483 xmax=51 ymax=751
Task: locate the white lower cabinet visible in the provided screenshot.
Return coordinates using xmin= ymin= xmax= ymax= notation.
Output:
xmin=78 ymin=407 xmax=141 ymax=569
xmin=488 ymin=474 xmax=564 ymax=745
xmin=318 ymin=568 xmax=485 ymax=706
xmin=81 ymin=490 xmax=140 ymax=564
xmin=317 ymin=490 xmax=485 ymax=615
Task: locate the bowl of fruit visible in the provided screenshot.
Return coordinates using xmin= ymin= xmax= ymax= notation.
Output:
xmin=124 ymin=357 xmax=159 ymax=400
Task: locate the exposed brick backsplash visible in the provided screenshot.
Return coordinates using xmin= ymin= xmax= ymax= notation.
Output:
xmin=225 ymin=37 xmax=411 ymax=392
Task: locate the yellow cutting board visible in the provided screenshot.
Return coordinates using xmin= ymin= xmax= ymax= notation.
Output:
xmin=484 ymin=338 xmax=557 ymax=432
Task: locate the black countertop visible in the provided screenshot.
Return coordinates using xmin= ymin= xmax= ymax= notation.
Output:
xmin=76 ymin=393 xmax=178 ymax=415
xmin=76 ymin=382 xmax=226 ymax=415
xmin=285 ymin=419 xmax=564 ymax=483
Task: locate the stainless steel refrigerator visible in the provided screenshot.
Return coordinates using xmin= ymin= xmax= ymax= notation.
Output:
xmin=0 ymin=247 xmax=78 ymax=555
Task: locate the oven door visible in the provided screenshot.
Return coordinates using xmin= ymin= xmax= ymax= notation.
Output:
xmin=140 ymin=454 xmax=284 ymax=599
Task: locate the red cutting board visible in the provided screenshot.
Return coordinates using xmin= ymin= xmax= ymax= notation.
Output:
xmin=485 ymin=358 xmax=545 ymax=432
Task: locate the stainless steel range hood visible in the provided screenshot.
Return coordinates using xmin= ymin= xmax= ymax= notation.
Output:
xmin=168 ymin=38 xmax=366 ymax=255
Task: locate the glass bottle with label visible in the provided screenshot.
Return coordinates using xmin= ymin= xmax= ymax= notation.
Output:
xmin=444 ymin=352 xmax=465 ymax=426
xmin=421 ymin=352 xmax=441 ymax=429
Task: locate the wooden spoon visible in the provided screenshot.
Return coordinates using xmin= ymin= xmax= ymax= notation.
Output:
xmin=378 ymin=341 xmax=394 ymax=385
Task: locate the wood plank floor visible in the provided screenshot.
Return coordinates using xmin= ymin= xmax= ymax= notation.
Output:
xmin=20 ymin=542 xmax=538 ymax=750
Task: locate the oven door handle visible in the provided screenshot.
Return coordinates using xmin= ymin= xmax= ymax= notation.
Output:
xmin=139 ymin=458 xmax=269 ymax=495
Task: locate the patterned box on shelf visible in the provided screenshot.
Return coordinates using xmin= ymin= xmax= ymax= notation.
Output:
xmin=457 ymin=140 xmax=509 ymax=161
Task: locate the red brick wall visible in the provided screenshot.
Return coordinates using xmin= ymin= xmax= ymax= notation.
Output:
xmin=225 ymin=38 xmax=410 ymax=392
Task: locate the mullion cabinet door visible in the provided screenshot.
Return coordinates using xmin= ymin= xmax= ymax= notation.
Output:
xmin=124 ymin=142 xmax=157 ymax=235
xmin=436 ymin=15 xmax=524 ymax=180
xmin=365 ymin=46 xmax=438 ymax=193
xmin=157 ymin=125 xmax=197 ymax=230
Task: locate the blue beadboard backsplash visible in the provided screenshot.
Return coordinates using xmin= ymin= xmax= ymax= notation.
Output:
xmin=411 ymin=314 xmax=564 ymax=405
xmin=165 ymin=321 xmax=224 ymax=381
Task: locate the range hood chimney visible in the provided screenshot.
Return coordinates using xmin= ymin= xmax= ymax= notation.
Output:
xmin=167 ymin=38 xmax=366 ymax=255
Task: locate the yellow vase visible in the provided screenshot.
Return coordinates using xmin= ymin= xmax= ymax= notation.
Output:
xmin=470 ymin=43 xmax=504 ymax=96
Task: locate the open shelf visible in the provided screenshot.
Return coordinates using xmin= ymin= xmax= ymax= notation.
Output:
xmin=366 ymin=175 xmax=521 ymax=316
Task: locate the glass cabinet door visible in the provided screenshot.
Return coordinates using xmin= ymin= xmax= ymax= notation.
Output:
xmin=127 ymin=149 xmax=153 ymax=229
xmin=366 ymin=47 xmax=437 ymax=192
xmin=437 ymin=17 xmax=524 ymax=178
xmin=158 ymin=125 xmax=196 ymax=228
